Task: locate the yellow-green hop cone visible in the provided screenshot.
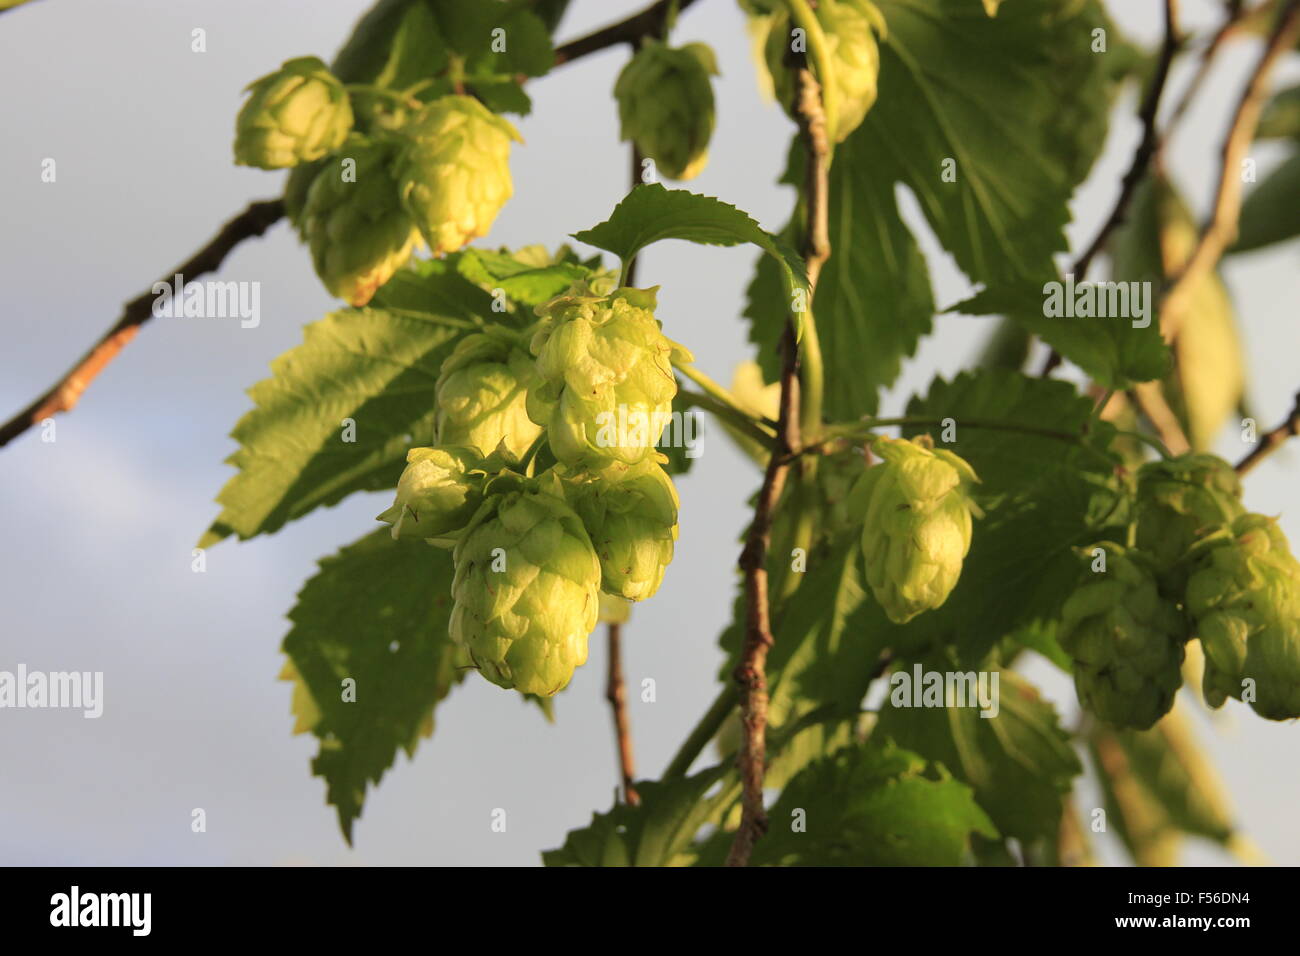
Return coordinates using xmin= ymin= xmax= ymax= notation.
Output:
xmin=850 ymin=436 xmax=978 ymax=624
xmin=396 ymin=95 xmax=521 ymax=256
xmin=1059 ymin=543 xmax=1186 ymax=731
xmin=234 ymin=56 xmax=353 ymax=169
xmin=301 ymin=139 xmax=423 ymax=306
xmin=614 ymin=40 xmax=718 ymax=181
xmin=434 ymin=331 xmax=543 ymax=463
xmin=569 ymin=456 xmax=680 ymax=602
xmin=527 ymin=283 xmax=690 ymax=469
xmin=376 ymin=446 xmax=483 ymax=542
xmin=1135 ymin=453 xmax=1245 ymax=590
xmin=450 ymin=474 xmax=601 ymax=697
xmin=1186 ymin=514 xmax=1300 ymax=719
xmin=764 ymin=0 xmax=885 ymax=143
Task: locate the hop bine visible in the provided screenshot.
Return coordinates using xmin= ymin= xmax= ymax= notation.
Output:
xmin=234 ymin=56 xmax=353 ymax=169
xmin=1058 ymin=543 xmax=1186 ymax=731
xmin=614 ymin=40 xmax=719 ymax=181
xmin=850 ymin=435 xmax=979 ymax=624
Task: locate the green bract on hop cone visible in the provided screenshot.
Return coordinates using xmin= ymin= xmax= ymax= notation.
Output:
xmin=764 ymin=0 xmax=886 ymax=144
xmin=376 ymin=446 xmax=483 ymax=542
xmin=450 ymin=473 xmax=601 ymax=697
xmin=527 ymin=283 xmax=691 ymax=470
xmin=1059 ymin=543 xmax=1185 ymax=731
xmin=396 ymin=95 xmax=521 ymax=256
xmin=301 ymin=138 xmax=423 ymax=306
xmin=234 ymin=56 xmax=353 ymax=169
xmin=1186 ymin=514 xmax=1300 ymax=719
xmin=851 ymin=435 xmax=978 ymax=624
xmin=614 ymin=40 xmax=718 ymax=181
xmin=568 ymin=455 xmax=680 ymax=602
xmin=434 ymin=331 xmax=544 ymax=463
xmin=1135 ymin=453 xmax=1245 ymax=591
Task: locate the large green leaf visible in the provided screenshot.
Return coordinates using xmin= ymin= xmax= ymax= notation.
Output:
xmin=281 ymin=529 xmax=463 ymax=843
xmin=1234 ymin=151 xmax=1300 ymax=253
xmin=752 ymin=740 xmax=997 ymax=866
xmin=201 ymin=290 xmax=478 ymax=546
xmin=875 ymin=666 xmax=1081 ymax=844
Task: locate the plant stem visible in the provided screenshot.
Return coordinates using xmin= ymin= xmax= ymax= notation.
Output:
xmin=605 ymin=622 xmax=640 ymax=805
xmin=663 ymin=685 xmax=738 ymax=779
xmin=785 ymin=0 xmax=838 ymax=150
xmin=1236 ymin=390 xmax=1300 ymax=476
xmin=676 ymin=388 xmax=774 ymax=450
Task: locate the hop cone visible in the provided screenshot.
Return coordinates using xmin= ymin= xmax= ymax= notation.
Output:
xmin=376 ymin=446 xmax=483 ymax=541
xmin=450 ymin=474 xmax=601 ymax=697
xmin=850 ymin=436 xmax=979 ymax=624
xmin=764 ymin=0 xmax=885 ymax=143
xmin=527 ymin=283 xmax=691 ymax=470
xmin=614 ymin=40 xmax=718 ymax=181
xmin=569 ymin=456 xmax=680 ymax=602
xmin=435 ymin=331 xmax=543 ymax=463
xmin=234 ymin=57 xmax=353 ymax=169
xmin=1186 ymin=514 xmax=1300 ymax=719
xmin=396 ymin=95 xmax=521 ymax=256
xmin=1059 ymin=543 xmax=1186 ymax=730
xmin=301 ymin=139 xmax=422 ymax=306
xmin=1135 ymin=453 xmax=1245 ymax=590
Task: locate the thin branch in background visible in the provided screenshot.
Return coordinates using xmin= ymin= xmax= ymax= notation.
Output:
xmin=0 ymin=0 xmax=704 ymax=451
xmin=0 ymin=198 xmax=285 ymax=448
xmin=1236 ymin=390 xmax=1300 ymax=476
xmin=1160 ymin=0 xmax=1300 ymax=339
xmin=728 ymin=55 xmax=833 ymax=869
xmin=605 ymin=622 xmax=640 ymax=806
xmin=1158 ymin=2 xmax=1252 ymax=148
xmin=1039 ymin=0 xmax=1181 ymax=378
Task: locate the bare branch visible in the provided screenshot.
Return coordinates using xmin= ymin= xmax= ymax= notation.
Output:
xmin=553 ymin=0 xmax=701 ymax=65
xmin=605 ymin=622 xmax=640 ymax=806
xmin=1236 ymin=390 xmax=1300 ymax=476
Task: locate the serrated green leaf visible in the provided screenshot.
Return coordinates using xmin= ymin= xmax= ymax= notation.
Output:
xmin=454 ymin=247 xmax=590 ymax=307
xmin=201 ymin=303 xmax=473 ymax=546
xmin=753 ymin=740 xmax=997 ymax=866
xmin=282 ymin=529 xmax=463 ymax=843
xmin=875 ymin=667 xmax=1081 ymax=844
xmin=332 ymin=0 xmax=447 ymax=89
xmin=1234 ymin=150 xmax=1300 ymax=253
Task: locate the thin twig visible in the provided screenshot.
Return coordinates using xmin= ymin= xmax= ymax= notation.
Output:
xmin=1128 ymin=383 xmax=1192 ymax=456
xmin=1159 ymin=5 xmax=1251 ymax=149
xmin=1236 ymin=390 xmax=1300 ymax=476
xmin=1160 ymin=0 xmax=1300 ymax=339
xmin=727 ymin=56 xmax=832 ymax=870
xmin=1039 ymin=0 xmax=1180 ymax=378
xmin=605 ymin=622 xmax=640 ymax=806
xmin=1 ymin=0 xmax=703 ymax=450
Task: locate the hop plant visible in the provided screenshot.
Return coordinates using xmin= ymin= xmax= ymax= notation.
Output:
xmin=376 ymin=446 xmax=483 ymax=542
xmin=527 ymin=283 xmax=691 ymax=470
xmin=396 ymin=95 xmax=521 ymax=256
xmin=763 ymin=0 xmax=886 ymax=144
xmin=850 ymin=436 xmax=979 ymax=624
xmin=568 ymin=456 xmax=680 ymax=602
xmin=1059 ymin=543 xmax=1186 ymax=730
xmin=1135 ymin=453 xmax=1245 ymax=590
xmin=234 ymin=56 xmax=353 ymax=169
xmin=450 ymin=473 xmax=601 ymax=697
xmin=614 ymin=40 xmax=719 ymax=181
xmin=1186 ymin=514 xmax=1300 ymax=719
xmin=300 ymin=138 xmax=423 ymax=306
xmin=434 ymin=331 xmax=544 ymax=463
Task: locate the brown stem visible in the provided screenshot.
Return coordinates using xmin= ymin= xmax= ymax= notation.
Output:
xmin=1129 ymin=382 xmax=1191 ymax=456
xmin=1039 ymin=0 xmax=1180 ymax=378
xmin=553 ymin=0 xmax=700 ymax=65
xmin=1236 ymin=390 xmax=1300 ymax=476
xmin=726 ymin=58 xmax=832 ymax=870
xmin=0 ymin=198 xmax=285 ymax=448
xmin=605 ymin=622 xmax=639 ymax=806
xmin=1160 ymin=0 xmax=1300 ymax=339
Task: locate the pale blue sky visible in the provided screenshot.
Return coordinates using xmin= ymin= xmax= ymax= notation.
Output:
xmin=1 ymin=0 xmax=1297 ymax=865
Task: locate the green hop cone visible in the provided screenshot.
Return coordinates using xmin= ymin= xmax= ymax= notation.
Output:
xmin=614 ymin=40 xmax=719 ymax=181
xmin=396 ymin=95 xmax=521 ymax=256
xmin=234 ymin=56 xmax=353 ymax=169
xmin=450 ymin=473 xmax=601 ymax=697
xmin=764 ymin=0 xmax=885 ymax=143
xmin=1185 ymin=514 xmax=1300 ymax=719
xmin=1135 ymin=453 xmax=1245 ymax=590
xmin=527 ymin=283 xmax=692 ymax=470
xmin=376 ymin=446 xmax=483 ymax=542
xmin=1058 ymin=543 xmax=1186 ymax=730
xmin=301 ymin=138 xmax=423 ymax=306
xmin=568 ymin=456 xmax=680 ymax=602
xmin=434 ymin=331 xmax=544 ymax=462
xmin=850 ymin=436 xmax=978 ymax=624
